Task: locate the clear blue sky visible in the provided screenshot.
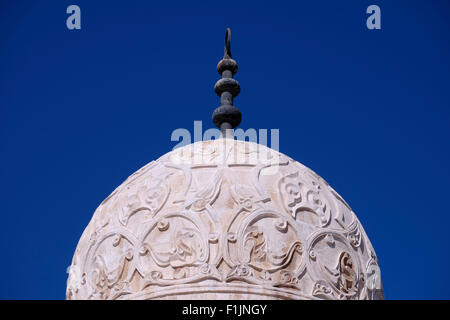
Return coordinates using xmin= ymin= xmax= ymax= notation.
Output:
xmin=1 ymin=0 xmax=449 ymax=299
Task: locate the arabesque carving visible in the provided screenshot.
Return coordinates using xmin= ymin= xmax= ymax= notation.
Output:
xmin=67 ymin=139 xmax=384 ymax=300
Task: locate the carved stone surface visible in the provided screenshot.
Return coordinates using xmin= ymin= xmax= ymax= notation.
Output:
xmin=66 ymin=139 xmax=384 ymax=300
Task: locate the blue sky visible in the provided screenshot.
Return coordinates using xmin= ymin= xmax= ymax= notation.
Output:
xmin=1 ymin=0 xmax=449 ymax=299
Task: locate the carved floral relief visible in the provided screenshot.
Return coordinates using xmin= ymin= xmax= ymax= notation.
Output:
xmin=67 ymin=139 xmax=383 ymax=300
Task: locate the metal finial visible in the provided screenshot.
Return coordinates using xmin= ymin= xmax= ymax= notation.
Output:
xmin=212 ymin=28 xmax=241 ymax=137
xmin=224 ymin=28 xmax=232 ymax=59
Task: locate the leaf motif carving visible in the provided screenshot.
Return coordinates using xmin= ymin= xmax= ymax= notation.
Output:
xmin=278 ymin=171 xmax=332 ymax=227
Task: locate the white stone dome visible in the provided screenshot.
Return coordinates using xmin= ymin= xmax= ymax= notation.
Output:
xmin=66 ymin=139 xmax=384 ymax=300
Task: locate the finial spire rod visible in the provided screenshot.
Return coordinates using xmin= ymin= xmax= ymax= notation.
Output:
xmin=212 ymin=28 xmax=241 ymax=137
xmin=224 ymin=28 xmax=232 ymax=59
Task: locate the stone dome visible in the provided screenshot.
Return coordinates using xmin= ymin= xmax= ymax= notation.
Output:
xmin=66 ymin=139 xmax=384 ymax=300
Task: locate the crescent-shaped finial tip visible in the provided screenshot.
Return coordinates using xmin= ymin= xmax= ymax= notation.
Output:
xmin=224 ymin=28 xmax=232 ymax=59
